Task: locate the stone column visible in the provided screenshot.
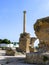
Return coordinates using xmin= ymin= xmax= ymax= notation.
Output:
xmin=23 ymin=11 xmax=26 ymax=33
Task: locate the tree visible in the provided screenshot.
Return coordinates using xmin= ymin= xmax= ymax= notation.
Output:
xmin=1 ymin=39 xmax=11 ymax=44
xmin=0 ymin=39 xmax=2 ymax=43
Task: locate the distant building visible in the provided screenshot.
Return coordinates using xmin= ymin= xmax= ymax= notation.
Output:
xmin=0 ymin=43 xmax=19 ymax=48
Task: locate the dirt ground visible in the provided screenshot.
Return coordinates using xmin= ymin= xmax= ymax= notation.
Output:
xmin=0 ymin=50 xmax=36 ymax=65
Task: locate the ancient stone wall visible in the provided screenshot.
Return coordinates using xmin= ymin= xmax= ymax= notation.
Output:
xmin=19 ymin=33 xmax=30 ymax=53
xmin=34 ymin=17 xmax=49 ymax=51
xmin=34 ymin=17 xmax=49 ymax=44
xmin=30 ymin=37 xmax=37 ymax=48
xmin=26 ymin=52 xmax=43 ymax=64
xmin=26 ymin=52 xmax=49 ymax=64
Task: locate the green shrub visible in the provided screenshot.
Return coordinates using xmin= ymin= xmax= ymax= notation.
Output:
xmin=43 ymin=56 xmax=49 ymax=62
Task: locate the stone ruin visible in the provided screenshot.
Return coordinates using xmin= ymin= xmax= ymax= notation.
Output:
xmin=19 ymin=32 xmax=30 ymax=53
xmin=18 ymin=11 xmax=49 ymax=64
xmin=19 ymin=33 xmax=37 ymax=53
xmin=19 ymin=11 xmax=37 ymax=53
xmin=26 ymin=17 xmax=49 ymax=64
xmin=34 ymin=17 xmax=49 ymax=52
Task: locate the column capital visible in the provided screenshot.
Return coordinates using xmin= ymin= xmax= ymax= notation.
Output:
xmin=23 ymin=11 xmax=26 ymax=13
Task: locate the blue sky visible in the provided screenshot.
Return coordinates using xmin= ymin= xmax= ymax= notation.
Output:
xmin=0 ymin=0 xmax=49 ymax=46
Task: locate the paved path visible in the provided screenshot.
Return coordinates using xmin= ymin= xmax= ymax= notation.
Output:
xmin=0 ymin=50 xmax=6 ymax=56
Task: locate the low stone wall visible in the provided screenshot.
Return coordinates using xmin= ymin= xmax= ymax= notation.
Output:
xmin=26 ymin=52 xmax=49 ymax=64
